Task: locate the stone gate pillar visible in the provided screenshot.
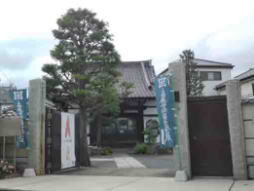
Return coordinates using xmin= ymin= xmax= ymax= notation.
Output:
xmin=169 ymin=62 xmax=191 ymax=180
xmin=28 ymin=79 xmax=46 ymax=175
xmin=226 ymin=80 xmax=247 ymax=179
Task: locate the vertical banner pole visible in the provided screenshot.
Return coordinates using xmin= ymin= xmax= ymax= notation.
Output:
xmin=170 ymin=76 xmax=182 ymax=170
xmin=3 ymin=136 xmax=5 ymax=160
xmin=14 ymin=136 xmax=17 ymax=167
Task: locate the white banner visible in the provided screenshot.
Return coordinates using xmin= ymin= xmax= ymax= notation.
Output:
xmin=61 ymin=112 xmax=76 ymax=169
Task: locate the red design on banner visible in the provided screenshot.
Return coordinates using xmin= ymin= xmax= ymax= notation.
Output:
xmin=65 ymin=117 xmax=71 ymax=137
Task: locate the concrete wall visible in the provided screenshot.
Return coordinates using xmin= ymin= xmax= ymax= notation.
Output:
xmin=28 ymin=79 xmax=46 ymax=175
xmin=242 ymin=99 xmax=254 ymax=178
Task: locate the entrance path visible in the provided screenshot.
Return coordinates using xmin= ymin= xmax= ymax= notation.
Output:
xmin=92 ymin=154 xmax=146 ymax=168
xmin=61 ymin=153 xmax=175 ymax=177
xmin=1 ymin=175 xmax=254 ymax=191
xmin=114 ymin=155 xmax=146 ymax=168
xmin=90 ymin=152 xmax=175 ymax=169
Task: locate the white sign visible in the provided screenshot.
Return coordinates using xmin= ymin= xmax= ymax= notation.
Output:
xmin=61 ymin=112 xmax=76 ymax=169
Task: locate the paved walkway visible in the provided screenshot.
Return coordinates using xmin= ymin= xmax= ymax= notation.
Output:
xmin=90 ymin=153 xmax=174 ymax=169
xmin=0 ymin=175 xmax=254 ymax=191
xmin=61 ymin=167 xmax=174 ymax=177
xmin=91 ymin=154 xmax=146 ymax=168
xmin=80 ymin=153 xmax=175 ymax=177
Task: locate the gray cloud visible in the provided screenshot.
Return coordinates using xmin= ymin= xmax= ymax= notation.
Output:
xmin=0 ymin=49 xmax=33 ymax=70
xmin=0 ymin=38 xmax=55 ymax=71
xmin=192 ymin=17 xmax=254 ymax=77
xmin=216 ymin=45 xmax=254 ymax=77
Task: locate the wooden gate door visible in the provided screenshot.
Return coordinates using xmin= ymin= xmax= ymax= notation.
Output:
xmin=188 ymin=96 xmax=233 ymax=176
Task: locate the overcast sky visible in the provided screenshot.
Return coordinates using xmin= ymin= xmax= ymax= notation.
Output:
xmin=0 ymin=0 xmax=254 ymax=88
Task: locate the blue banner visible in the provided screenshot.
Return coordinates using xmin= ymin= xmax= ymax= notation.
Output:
xmin=155 ymin=76 xmax=176 ymax=148
xmin=10 ymin=89 xmax=29 ymax=148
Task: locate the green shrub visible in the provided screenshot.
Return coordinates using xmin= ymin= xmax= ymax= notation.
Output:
xmin=144 ymin=120 xmax=160 ymax=145
xmin=133 ymin=143 xmax=148 ymax=154
xmin=0 ymin=160 xmax=15 ymax=179
xmin=101 ymin=147 xmax=113 ymax=155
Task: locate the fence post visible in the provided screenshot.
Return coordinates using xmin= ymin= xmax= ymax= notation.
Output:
xmin=226 ymin=80 xmax=247 ymax=180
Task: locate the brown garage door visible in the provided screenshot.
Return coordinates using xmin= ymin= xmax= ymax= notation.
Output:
xmin=188 ymin=96 xmax=233 ymax=176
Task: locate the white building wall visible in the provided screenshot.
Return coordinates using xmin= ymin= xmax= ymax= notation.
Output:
xmin=241 ymin=80 xmax=254 ymax=98
xmin=162 ymin=66 xmax=232 ymax=96
xmin=217 ymin=88 xmax=226 ymax=95
xmin=197 ymin=68 xmax=232 ymax=96
xmin=216 ymin=79 xmax=254 ymax=98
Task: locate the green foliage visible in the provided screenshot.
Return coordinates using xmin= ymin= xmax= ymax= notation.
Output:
xmin=133 ymin=143 xmax=148 ymax=154
xmin=144 ymin=120 xmax=160 ymax=145
xmin=42 ymin=8 xmax=121 ymax=110
xmin=120 ymin=81 xmax=134 ymax=97
xmin=0 ymin=160 xmax=15 ymax=179
xmin=180 ymin=49 xmax=204 ymax=96
xmin=100 ymin=147 xmax=113 ymax=155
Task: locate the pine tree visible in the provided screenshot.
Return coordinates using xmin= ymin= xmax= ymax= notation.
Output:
xmin=180 ymin=49 xmax=204 ymax=96
xmin=42 ymin=8 xmax=121 ymax=166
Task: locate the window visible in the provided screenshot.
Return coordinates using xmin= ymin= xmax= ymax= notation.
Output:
xmin=117 ymin=118 xmax=137 ymax=135
xmin=200 ymin=71 xmax=222 ymax=81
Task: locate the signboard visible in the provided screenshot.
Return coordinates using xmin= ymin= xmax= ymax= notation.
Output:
xmin=155 ymin=76 xmax=176 ymax=147
xmin=10 ymin=89 xmax=29 ymax=148
xmin=61 ymin=112 xmax=76 ymax=169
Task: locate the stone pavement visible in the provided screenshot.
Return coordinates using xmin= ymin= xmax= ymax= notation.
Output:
xmin=91 ymin=154 xmax=146 ymax=168
xmin=0 ymin=175 xmax=254 ymax=191
xmin=114 ymin=155 xmax=146 ymax=168
xmin=90 ymin=153 xmax=175 ymax=169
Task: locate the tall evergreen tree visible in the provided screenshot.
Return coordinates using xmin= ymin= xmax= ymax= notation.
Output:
xmin=180 ymin=49 xmax=204 ymax=96
xmin=42 ymin=8 xmax=121 ymax=166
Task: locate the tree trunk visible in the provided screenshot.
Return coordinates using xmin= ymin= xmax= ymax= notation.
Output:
xmin=96 ymin=115 xmax=102 ymax=147
xmin=79 ymin=107 xmax=91 ymax=166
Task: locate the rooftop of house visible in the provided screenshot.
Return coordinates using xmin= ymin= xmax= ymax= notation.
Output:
xmin=159 ymin=58 xmax=234 ymax=76
xmin=216 ymin=68 xmax=254 ymax=90
xmin=234 ymin=68 xmax=254 ymax=80
xmin=117 ymin=60 xmax=155 ymax=99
